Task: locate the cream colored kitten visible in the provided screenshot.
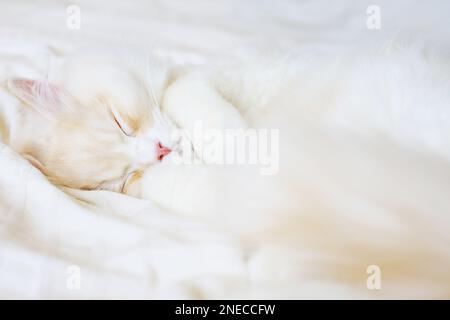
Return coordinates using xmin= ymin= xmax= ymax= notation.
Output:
xmin=2 ymin=45 xmax=450 ymax=298
xmin=4 ymin=52 xmax=176 ymax=191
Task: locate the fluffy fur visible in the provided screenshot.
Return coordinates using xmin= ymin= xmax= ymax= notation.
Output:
xmin=1 ymin=43 xmax=450 ymax=298
xmin=4 ymin=52 xmax=177 ymax=191
xmin=129 ymin=43 xmax=450 ymax=297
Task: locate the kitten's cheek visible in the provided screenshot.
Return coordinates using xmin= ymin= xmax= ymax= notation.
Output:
xmin=165 ymin=149 xmax=185 ymax=165
xmin=170 ymin=135 xmax=197 ymax=162
xmin=133 ymin=137 xmax=159 ymax=165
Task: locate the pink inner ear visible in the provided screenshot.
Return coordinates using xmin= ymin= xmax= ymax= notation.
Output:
xmin=10 ymin=78 xmax=58 ymax=95
xmin=12 ymin=79 xmax=34 ymax=90
xmin=8 ymin=78 xmax=66 ymax=115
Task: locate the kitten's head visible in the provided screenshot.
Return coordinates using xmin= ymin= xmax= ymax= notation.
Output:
xmin=7 ymin=55 xmax=176 ymax=192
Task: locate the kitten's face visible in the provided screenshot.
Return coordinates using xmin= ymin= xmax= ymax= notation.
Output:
xmin=7 ymin=56 xmax=175 ymax=192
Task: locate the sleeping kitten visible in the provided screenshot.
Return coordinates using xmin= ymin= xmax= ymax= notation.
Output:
xmin=4 ymin=53 xmax=176 ymax=192
xmin=2 ymin=46 xmax=450 ymax=298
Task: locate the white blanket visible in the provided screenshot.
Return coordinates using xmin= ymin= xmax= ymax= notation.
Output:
xmin=1 ymin=0 xmax=450 ymax=299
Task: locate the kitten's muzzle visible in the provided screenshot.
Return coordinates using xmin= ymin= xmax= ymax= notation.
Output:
xmin=156 ymin=142 xmax=171 ymax=161
xmin=134 ymin=138 xmax=171 ymax=164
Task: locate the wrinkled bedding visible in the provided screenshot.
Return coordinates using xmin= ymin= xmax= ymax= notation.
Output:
xmin=1 ymin=0 xmax=450 ymax=299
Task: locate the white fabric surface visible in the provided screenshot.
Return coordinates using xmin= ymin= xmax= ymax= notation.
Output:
xmin=0 ymin=0 xmax=450 ymax=299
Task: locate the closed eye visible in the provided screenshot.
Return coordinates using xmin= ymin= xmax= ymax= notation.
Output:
xmin=113 ymin=115 xmax=131 ymax=137
xmin=110 ymin=105 xmax=134 ymax=137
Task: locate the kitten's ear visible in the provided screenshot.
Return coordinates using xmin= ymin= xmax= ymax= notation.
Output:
xmin=7 ymin=78 xmax=74 ymax=118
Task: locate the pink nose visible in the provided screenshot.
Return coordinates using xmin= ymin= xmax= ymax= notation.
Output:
xmin=156 ymin=142 xmax=171 ymax=161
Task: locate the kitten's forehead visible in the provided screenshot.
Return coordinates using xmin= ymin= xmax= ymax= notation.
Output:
xmin=58 ymin=52 xmax=167 ymax=104
xmin=57 ymin=54 xmax=161 ymax=132
xmin=64 ymin=66 xmax=142 ymax=109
